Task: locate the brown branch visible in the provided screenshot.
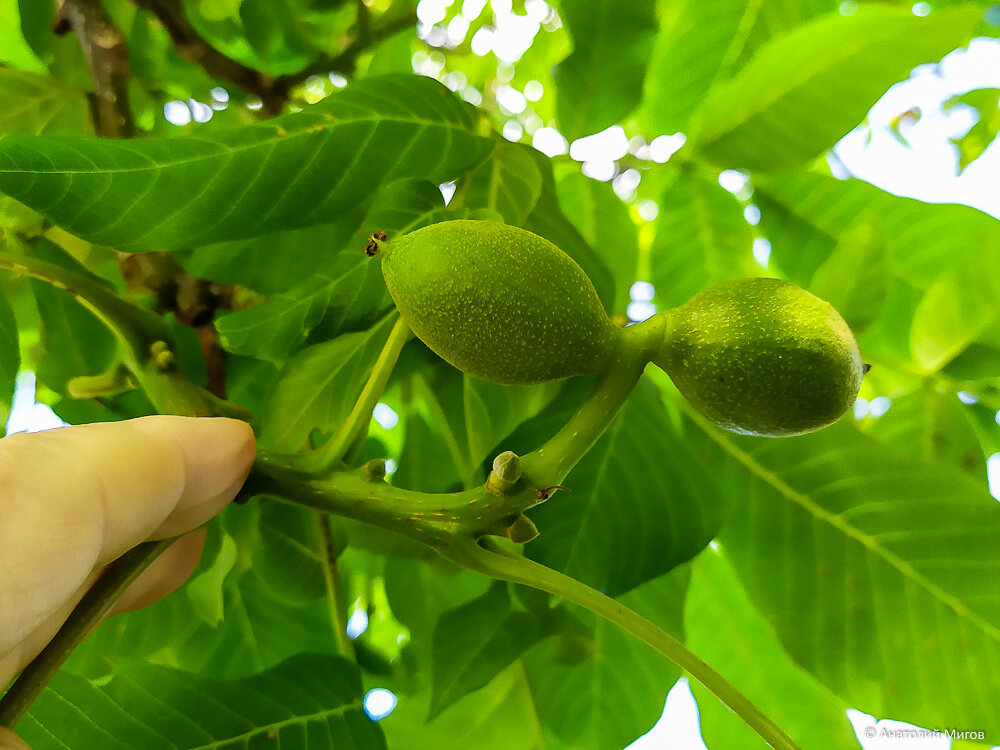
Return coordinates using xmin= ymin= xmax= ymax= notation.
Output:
xmin=56 ymin=0 xmax=135 ymax=137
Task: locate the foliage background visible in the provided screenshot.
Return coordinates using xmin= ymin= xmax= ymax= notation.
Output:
xmin=2 ymin=0 xmax=1000 ymax=748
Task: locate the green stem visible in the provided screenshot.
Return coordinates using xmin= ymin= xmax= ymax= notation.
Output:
xmin=450 ymin=538 xmax=801 ymax=750
xmin=296 ymin=313 xmax=409 ymax=474
xmin=520 ymin=315 xmax=665 ymax=488
xmin=318 ymin=513 xmax=355 ymax=659
xmin=0 ymin=539 xmax=175 ymax=729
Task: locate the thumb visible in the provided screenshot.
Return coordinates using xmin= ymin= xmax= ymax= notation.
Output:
xmin=0 ymin=728 xmax=30 ymax=750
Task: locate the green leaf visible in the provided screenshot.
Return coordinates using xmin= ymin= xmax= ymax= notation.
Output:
xmin=641 ymin=0 xmax=839 ymax=133
xmin=20 ymin=654 xmax=386 ymax=750
xmin=686 ymin=547 xmax=859 ymax=750
xmin=714 ymin=423 xmax=1000 ymax=738
xmin=640 ymin=0 xmax=754 ymax=134
xmin=554 ymin=0 xmax=657 ymax=138
xmin=0 ymin=285 xmax=17 ymax=431
xmin=524 ymin=569 xmax=687 ymax=749
xmin=649 ymin=165 xmax=757 ymax=308
xmin=910 ymin=253 xmax=1000 ymax=372
xmin=863 ymin=387 xmax=986 ymax=480
xmin=429 ymin=583 xmax=548 ymax=717
xmin=185 ymin=531 xmax=238 ymax=627
xmin=259 ymin=312 xmax=397 ymax=451
xmin=463 ymin=375 xmax=563 ymax=479
xmin=555 ymin=169 xmax=639 ymax=318
xmin=945 ymin=87 xmax=1000 ymax=172
xmin=526 ymin=380 xmax=726 ymax=596
xmin=0 ymin=0 xmax=46 ymax=72
xmin=809 ymin=219 xmax=888 ymax=332
xmin=464 ymin=140 xmax=543 ymax=225
xmin=0 ymin=67 xmax=92 ymax=136
xmin=0 ymin=74 xmax=492 ymax=250
xmin=688 ymin=6 xmax=982 ymax=171
xmin=755 ymin=171 xmax=1000 ymax=288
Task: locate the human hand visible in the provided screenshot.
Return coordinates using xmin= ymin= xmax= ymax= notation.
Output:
xmin=0 ymin=416 xmax=255 ymax=749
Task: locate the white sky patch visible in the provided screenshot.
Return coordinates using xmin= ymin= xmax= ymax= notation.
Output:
xmin=496 ymin=85 xmax=527 ymax=114
xmin=346 ymin=603 xmax=369 ymax=639
xmin=581 ymin=159 xmax=615 ymax=181
xmin=649 ymin=133 xmax=686 ymax=163
xmin=834 ymin=38 xmax=1000 ymax=219
xmin=372 ymin=403 xmax=399 ymax=429
xmin=636 ymin=199 xmax=659 ymax=222
xmin=5 ymin=372 xmax=67 ymax=434
xmin=630 ymin=281 xmax=655 ymax=302
xmin=627 ymin=679 xmax=707 ymax=750
xmin=957 ymin=390 xmax=979 ymax=404
xmin=570 ymin=126 xmax=629 ymax=162
xmin=164 ymin=100 xmax=191 ymax=126
xmin=364 ymin=689 xmax=398 ymax=721
xmin=502 ymin=120 xmax=524 ymax=141
xmin=614 ymin=168 xmax=641 ymax=200
xmin=532 ymin=126 xmax=568 ymax=156
xmin=439 ymin=180 xmax=457 ymax=204
xmin=524 ymin=80 xmax=544 ymax=101
xmin=752 ymin=237 xmax=771 ymax=268
xmin=988 ymin=453 xmax=1000 ymax=501
xmin=743 ymin=204 xmax=761 ymax=226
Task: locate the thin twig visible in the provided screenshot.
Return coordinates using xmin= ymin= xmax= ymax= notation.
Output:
xmin=56 ymin=0 xmax=135 ymax=137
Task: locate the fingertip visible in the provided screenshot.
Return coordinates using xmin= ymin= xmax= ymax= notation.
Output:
xmin=139 ymin=417 xmax=256 ymax=539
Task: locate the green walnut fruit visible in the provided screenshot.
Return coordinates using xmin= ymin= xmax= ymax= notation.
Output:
xmin=654 ymin=277 xmax=865 ymax=437
xmin=369 ymin=220 xmax=621 ymax=385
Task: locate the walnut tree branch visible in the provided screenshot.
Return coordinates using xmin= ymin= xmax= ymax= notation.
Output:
xmin=55 ymin=0 xmax=135 ymax=137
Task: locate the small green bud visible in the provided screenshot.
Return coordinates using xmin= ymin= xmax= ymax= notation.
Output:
xmin=363 ymin=458 xmax=387 ymax=480
xmin=505 ymin=514 xmax=539 ymax=544
xmin=487 ymin=450 xmax=522 ymax=495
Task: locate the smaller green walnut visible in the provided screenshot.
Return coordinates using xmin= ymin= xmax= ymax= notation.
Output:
xmin=369 ymin=220 xmax=621 ymax=385
xmin=654 ymin=278 xmax=865 ymax=437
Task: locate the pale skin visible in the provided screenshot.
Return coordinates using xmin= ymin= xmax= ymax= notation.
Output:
xmin=0 ymin=416 xmax=256 ymax=750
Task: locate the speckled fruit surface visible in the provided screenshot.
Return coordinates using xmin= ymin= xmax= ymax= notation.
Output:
xmin=376 ymin=220 xmax=621 ymax=385
xmin=654 ymin=277 xmax=864 ymax=437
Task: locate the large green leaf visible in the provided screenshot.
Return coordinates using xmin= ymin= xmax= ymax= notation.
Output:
xmin=523 ymin=569 xmax=687 ymax=750
xmin=259 ymin=312 xmax=397 ymax=451
xmin=20 ymin=654 xmax=385 ymax=750
xmin=688 ymin=6 xmax=982 ymax=171
xmin=649 ymin=165 xmax=757 ymax=308
xmin=429 ymin=582 xmax=550 ymax=717
xmin=522 ymin=380 xmax=726 ymax=596
xmin=686 ymin=547 xmax=859 ymax=750
xmin=554 ymin=0 xmax=657 ymax=138
xmin=756 ymin=171 xmax=1000 ymax=293
xmin=0 ymin=75 xmax=492 ymax=250
xmin=641 ymin=0 xmax=838 ymax=133
xmin=712 ymin=422 xmax=1000 ymax=738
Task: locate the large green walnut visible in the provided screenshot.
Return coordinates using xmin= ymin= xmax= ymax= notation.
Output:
xmin=369 ymin=220 xmax=621 ymax=385
xmin=654 ymin=277 xmax=865 ymax=437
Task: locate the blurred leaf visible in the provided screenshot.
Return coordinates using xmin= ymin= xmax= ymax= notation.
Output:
xmin=0 ymin=68 xmax=92 ymax=135
xmin=524 ymin=380 xmax=726 ymax=596
xmin=649 ymin=165 xmax=757 ymax=308
xmin=429 ymin=582 xmax=549 ymax=717
xmin=524 ymin=568 xmax=687 ymax=749
xmin=185 ymin=531 xmax=238 ymax=627
xmin=239 ymin=0 xmax=316 ymax=72
xmin=556 ymin=169 xmax=639 ymax=317
xmin=464 ymin=140 xmax=543 ymax=225
xmin=259 ymin=312 xmax=397 ymax=451
xmin=554 ymin=0 xmax=657 ymax=138
xmin=0 ymin=287 xmax=17 ymax=431
xmin=809 ymin=219 xmax=888 ymax=332
xmin=714 ymin=423 xmax=1000 ymax=737
xmin=686 ymin=548 xmax=859 ymax=750
xmin=910 ymin=253 xmax=1000 ymax=372
xmin=945 ymin=87 xmax=1000 ymax=172
xmin=688 ymin=6 xmax=981 ymax=171
xmin=0 ymin=0 xmax=45 ymax=72
xmin=20 ymin=654 xmax=386 ymax=750
xmin=393 ymin=408 xmax=462 ymax=493
xmin=0 ymin=75 xmax=492 ymax=249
